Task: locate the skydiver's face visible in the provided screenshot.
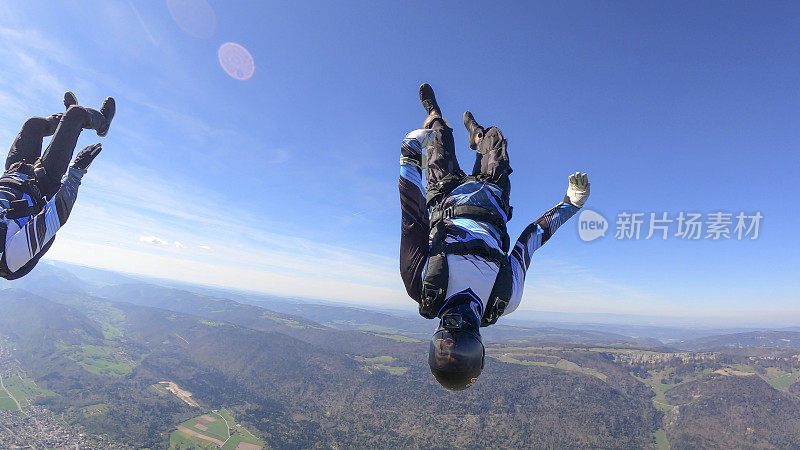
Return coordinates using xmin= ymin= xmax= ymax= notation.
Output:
xmin=433 ymin=335 xmax=460 ymax=366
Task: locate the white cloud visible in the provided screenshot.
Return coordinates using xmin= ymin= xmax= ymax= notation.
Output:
xmin=139 ymin=235 xmax=170 ymax=246
xmin=138 ymin=235 xmax=189 ymax=250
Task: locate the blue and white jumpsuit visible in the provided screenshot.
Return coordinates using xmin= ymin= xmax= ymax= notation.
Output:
xmin=399 ymin=118 xmax=580 ymax=320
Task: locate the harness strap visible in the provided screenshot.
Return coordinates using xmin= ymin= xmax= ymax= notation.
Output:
xmin=432 ymin=239 xmax=508 ymax=268
xmin=5 ymin=200 xmax=39 ymax=220
xmin=430 ymin=204 xmax=504 ymax=229
xmin=419 ymin=174 xmax=514 ymax=325
xmin=430 ymin=204 xmax=510 ymax=253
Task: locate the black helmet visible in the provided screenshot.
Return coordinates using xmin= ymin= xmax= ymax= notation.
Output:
xmin=428 ymin=303 xmax=485 ymax=390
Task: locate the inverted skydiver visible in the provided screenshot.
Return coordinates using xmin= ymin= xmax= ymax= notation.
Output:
xmin=0 ymin=92 xmax=114 ymax=279
xmin=398 ymin=84 xmax=590 ymax=390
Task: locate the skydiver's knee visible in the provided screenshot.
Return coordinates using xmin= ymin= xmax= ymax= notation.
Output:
xmin=482 ymin=127 xmax=504 ymax=141
xmin=21 ymin=117 xmax=47 ymax=133
xmin=62 ymin=105 xmax=88 ymax=123
xmin=403 ymin=129 xmax=436 ymax=154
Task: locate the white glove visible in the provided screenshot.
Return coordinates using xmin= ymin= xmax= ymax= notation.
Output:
xmin=565 ymin=172 xmax=590 ymax=208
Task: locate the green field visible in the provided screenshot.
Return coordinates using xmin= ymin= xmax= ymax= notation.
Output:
xmin=63 ymin=343 xmax=137 ymax=377
xmin=0 ymin=396 xmax=18 ymax=410
xmin=352 ymin=355 xmax=409 ymax=375
xmin=655 ymin=429 xmax=670 ymax=450
xmin=634 ymin=369 xmax=679 ymax=411
xmin=81 ymin=403 xmax=110 ymax=417
xmin=1 ymin=375 xmax=55 ymax=408
xmin=260 ymin=312 xmax=307 ymax=329
xmin=633 ymin=369 xmax=678 ymax=412
xmin=372 ymin=333 xmax=421 ymax=343
xmin=330 ymin=321 xmax=404 ymax=334
xmin=217 ymin=408 xmax=235 ymax=423
xmin=169 ymin=430 xmax=217 ymax=449
xmin=203 ymin=411 xmax=230 ymax=440
xmin=169 ymin=408 xmax=263 ymax=449
xmin=86 ymin=302 xmax=127 ymax=340
xmin=56 ymin=295 xmax=127 ymax=340
xmin=221 ymin=425 xmax=265 ymax=450
xmin=179 ymin=411 xmax=228 ymax=443
xmin=759 ymin=367 xmax=800 ymax=391
xmin=489 ymin=348 xmax=608 ymax=381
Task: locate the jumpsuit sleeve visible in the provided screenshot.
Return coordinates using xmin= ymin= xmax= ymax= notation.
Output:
xmin=398 ymin=133 xmax=430 ymax=303
xmin=3 ymin=166 xmax=85 ymax=272
xmin=504 ymin=201 xmax=580 ymax=316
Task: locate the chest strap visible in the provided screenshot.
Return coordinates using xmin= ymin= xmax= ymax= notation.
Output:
xmin=420 ymin=221 xmax=512 ymax=326
xmin=430 ymin=204 xmax=510 ymax=254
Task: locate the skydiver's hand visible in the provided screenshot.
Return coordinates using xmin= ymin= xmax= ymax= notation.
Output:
xmin=71 ymin=143 xmax=102 ymax=170
xmin=565 ymin=172 xmax=590 ymax=208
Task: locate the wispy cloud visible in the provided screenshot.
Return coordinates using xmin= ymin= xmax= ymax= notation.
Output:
xmin=49 ymin=158 xmax=405 ymax=304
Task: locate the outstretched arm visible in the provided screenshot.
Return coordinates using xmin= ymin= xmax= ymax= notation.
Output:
xmin=399 ymin=130 xmax=435 ymax=302
xmin=504 ymin=172 xmax=590 ymax=315
xmin=3 ymin=144 xmax=100 ymax=272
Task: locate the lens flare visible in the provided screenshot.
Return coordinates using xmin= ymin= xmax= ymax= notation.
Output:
xmin=167 ymin=0 xmax=217 ymax=39
xmin=218 ymin=43 xmax=255 ymax=81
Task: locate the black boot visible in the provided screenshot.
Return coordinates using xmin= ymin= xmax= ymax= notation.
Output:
xmin=463 ymin=111 xmax=484 ymax=150
xmin=85 ymin=97 xmax=115 ymax=137
xmin=419 ymin=83 xmax=441 ymax=117
xmin=63 ymin=91 xmax=78 ymax=110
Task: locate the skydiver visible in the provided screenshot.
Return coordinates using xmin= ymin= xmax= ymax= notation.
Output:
xmin=0 ymin=92 xmax=115 ymax=279
xmin=398 ymin=84 xmax=590 ymax=390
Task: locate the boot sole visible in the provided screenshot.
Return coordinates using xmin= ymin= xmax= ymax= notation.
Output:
xmin=463 ymin=111 xmax=483 ymax=150
xmin=64 ymin=91 xmax=78 ymax=110
xmin=97 ymin=97 xmax=116 ymax=137
xmin=419 ymin=83 xmax=441 ymax=116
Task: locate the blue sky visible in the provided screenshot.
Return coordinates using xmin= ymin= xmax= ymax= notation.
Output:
xmin=0 ymin=1 xmax=797 ymax=325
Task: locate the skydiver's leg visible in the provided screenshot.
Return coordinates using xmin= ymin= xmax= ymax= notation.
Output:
xmin=418 ymin=84 xmax=464 ymax=205
xmin=424 ymin=118 xmax=465 ymax=205
xmin=399 ymin=130 xmax=433 ymax=303
xmin=35 ymin=106 xmax=91 ymax=198
xmin=5 ymin=115 xmax=62 ymax=170
xmin=469 ymin=119 xmax=512 ymax=209
xmin=36 ymin=97 xmax=114 ymax=198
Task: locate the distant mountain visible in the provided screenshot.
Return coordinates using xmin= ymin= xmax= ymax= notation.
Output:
xmin=0 ymin=289 xmax=102 ymax=346
xmin=96 ymin=283 xmax=325 ymax=333
xmin=93 ymin=283 xmax=422 ymax=362
xmin=236 ymin=295 xmax=655 ymax=345
xmin=0 ymin=263 xmax=87 ymax=296
xmin=677 ymin=331 xmax=800 ymax=351
xmin=48 ymin=261 xmax=142 ymax=288
xmin=32 ymin=262 xmax=776 ymax=346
